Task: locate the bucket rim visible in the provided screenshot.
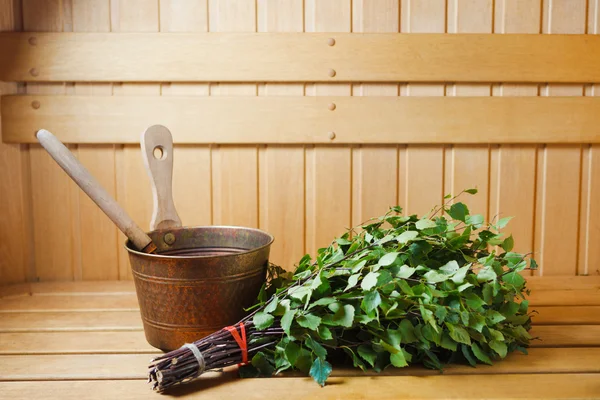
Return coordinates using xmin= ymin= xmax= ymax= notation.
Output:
xmin=124 ymin=225 xmax=275 ymax=260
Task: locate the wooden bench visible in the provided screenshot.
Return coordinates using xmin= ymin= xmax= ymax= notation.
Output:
xmin=1 ymin=277 xmax=599 ymax=399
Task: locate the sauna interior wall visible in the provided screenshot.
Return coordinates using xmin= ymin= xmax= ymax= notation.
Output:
xmin=0 ymin=0 xmax=599 ymax=284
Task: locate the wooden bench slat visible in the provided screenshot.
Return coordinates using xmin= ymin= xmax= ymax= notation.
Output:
xmin=1 ymin=288 xmax=597 ymax=312
xmin=2 ymin=374 xmax=599 ymax=399
xmin=2 ymin=307 xmax=599 ymax=332
xmin=2 ymin=326 xmax=598 ymax=355
xmin=533 ymin=306 xmax=600 ymax=325
xmin=0 ymin=311 xmax=143 ymax=332
xmin=1 ymin=348 xmax=599 ymax=381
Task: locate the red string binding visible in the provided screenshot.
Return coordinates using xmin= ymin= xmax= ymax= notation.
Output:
xmin=224 ymin=322 xmax=248 ymax=365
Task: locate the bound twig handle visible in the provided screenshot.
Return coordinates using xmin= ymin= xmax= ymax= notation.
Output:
xmin=140 ymin=125 xmax=182 ymax=231
xmin=35 ymin=129 xmax=156 ymax=253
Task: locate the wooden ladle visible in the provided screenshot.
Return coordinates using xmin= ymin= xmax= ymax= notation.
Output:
xmin=140 ymin=125 xmax=182 ymax=231
xmin=35 ymin=129 xmax=157 ymax=254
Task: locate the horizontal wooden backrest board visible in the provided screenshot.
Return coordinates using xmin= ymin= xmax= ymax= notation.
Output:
xmin=3 ymin=95 xmax=600 ymax=144
xmin=1 ymin=33 xmax=600 ymax=82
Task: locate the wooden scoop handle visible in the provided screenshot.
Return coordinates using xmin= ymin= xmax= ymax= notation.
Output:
xmin=140 ymin=125 xmax=182 ymax=231
xmin=35 ymin=129 xmax=156 ymax=253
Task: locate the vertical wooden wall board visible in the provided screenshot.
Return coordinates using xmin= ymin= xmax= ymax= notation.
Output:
xmin=0 ymin=0 xmax=29 ymax=284
xmin=257 ymin=0 xmax=305 ymax=270
xmin=535 ymin=0 xmax=586 ymax=276
xmin=304 ymin=0 xmax=352 ymax=256
xmin=446 ymin=0 xmax=493 ymax=219
xmin=160 ymin=0 xmax=212 ymax=229
xmin=111 ymin=0 xmax=159 ymax=280
xmin=209 ymin=0 xmax=259 ymax=229
xmin=71 ymin=0 xmax=118 ymax=280
xmin=398 ymin=0 xmax=446 ymax=217
xmin=580 ymin=2 xmax=600 ymax=276
xmin=351 ymin=0 xmax=399 ymax=227
xmin=490 ymin=0 xmax=540 ymax=267
xmin=23 ymin=0 xmax=75 ymax=281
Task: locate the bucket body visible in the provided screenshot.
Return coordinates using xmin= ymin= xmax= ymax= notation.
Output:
xmin=125 ymin=226 xmax=273 ymax=351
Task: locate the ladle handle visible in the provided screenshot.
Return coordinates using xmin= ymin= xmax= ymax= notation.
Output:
xmin=140 ymin=125 xmax=182 ymax=231
xmin=35 ymin=129 xmax=156 ymax=253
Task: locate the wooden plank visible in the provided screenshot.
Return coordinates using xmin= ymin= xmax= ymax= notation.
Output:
xmin=2 ymin=32 xmax=600 ymax=82
xmin=0 ymin=2 xmax=30 ymax=285
xmin=160 ymin=0 xmax=213 ymax=230
xmin=398 ymin=0 xmax=445 ymax=217
xmin=533 ymin=306 xmax=600 ymax=325
xmin=525 ymin=276 xmax=600 ymax=291
xmin=531 ymin=325 xmax=600 ymax=347
xmin=0 ymin=310 xmax=143 ymax=332
xmin=2 ymin=374 xmax=600 ymax=399
xmin=111 ymin=0 xmax=160 ymax=281
xmin=0 ymin=331 xmax=158 ymax=354
xmin=535 ymin=0 xmax=586 ymax=277
xmin=527 ymin=289 xmax=600 ymax=306
xmin=71 ymin=0 xmax=119 ymax=281
xmin=0 ymin=293 xmax=139 ymax=311
xmin=1 ymin=322 xmax=598 ymax=355
xmin=257 ymin=0 xmax=305 ymax=270
xmin=5 ymin=96 xmax=600 ymax=145
xmin=351 ymin=1 xmax=399 ymax=228
xmin=304 ymin=0 xmax=352 ymax=257
xmin=2 ymin=347 xmax=600 ymax=381
xmin=209 ymin=0 xmax=259 ymax=230
xmin=23 ymin=0 xmax=76 ymax=282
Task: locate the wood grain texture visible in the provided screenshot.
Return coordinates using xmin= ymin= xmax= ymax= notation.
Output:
xmin=3 ymin=32 xmax=600 ymax=82
xmin=351 ymin=0 xmax=399 ymax=228
xmin=6 ymin=96 xmax=600 ymax=144
xmin=2 ymin=347 xmax=600 ymax=381
xmin=535 ymin=0 xmax=586 ymax=276
xmin=305 ymin=0 xmax=352 ymax=257
xmin=399 ymin=0 xmax=446 ymax=217
xmin=2 ymin=374 xmax=600 ymax=399
xmin=257 ymin=0 xmax=305 ymax=270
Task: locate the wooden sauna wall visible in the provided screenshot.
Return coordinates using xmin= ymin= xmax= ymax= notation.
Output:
xmin=0 ymin=0 xmax=599 ymax=284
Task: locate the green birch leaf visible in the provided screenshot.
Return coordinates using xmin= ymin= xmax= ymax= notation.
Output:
xmin=284 ymin=341 xmax=301 ymax=366
xmin=496 ymin=216 xmax=513 ymax=229
xmin=397 ymin=265 xmax=416 ymax=279
xmin=309 ymin=358 xmax=332 ymax=387
xmin=361 ymin=271 xmax=380 ymax=291
xmin=323 ymin=304 xmax=355 ymax=328
xmin=458 ymin=282 xmax=474 ymax=292
xmin=477 ymin=266 xmax=497 ymax=282
xmin=397 ymin=230 xmax=419 ymax=244
xmin=281 ymin=309 xmax=297 ymax=335
xmin=451 ymin=265 xmax=470 ymax=284
xmin=424 ymin=270 xmax=449 ymax=284
xmin=309 ymin=297 xmax=337 ymax=309
xmin=305 ymin=335 xmax=327 ymax=359
xmin=489 ymin=340 xmax=508 ymax=358
xmin=503 ymin=271 xmax=525 ymax=289
xmin=297 ymin=313 xmax=322 ymax=330
xmin=466 ymin=214 xmax=484 ymax=228
xmin=399 ymin=319 xmax=418 ymax=343
xmin=378 ymin=252 xmax=399 ymax=266
xmin=501 ymin=235 xmax=515 ymax=252
xmin=253 ymin=312 xmax=275 ymax=330
xmin=465 ymin=188 xmax=478 ymax=195
xmin=289 ymin=285 xmax=312 ymax=302
xmin=345 ymin=274 xmax=360 ymax=291
xmin=448 ymin=203 xmax=469 ymax=222
xmin=416 ymin=219 xmax=437 ymax=230
xmin=264 ymin=296 xmax=278 ymax=314
xmin=471 ymin=343 xmax=493 ymax=365
xmin=440 ymin=260 xmax=459 ymax=275
xmin=251 ymin=352 xmax=275 ymax=376
xmin=447 ymin=323 xmax=471 ymax=345
xmin=440 ymin=332 xmax=458 ymax=351
xmin=461 ymin=344 xmax=477 ymax=367
xmin=361 ymin=290 xmax=382 ymax=313
xmin=390 ymin=350 xmax=408 ymax=368
xmin=317 ymin=325 xmax=333 ymax=340
xmin=357 ymin=345 xmax=377 ymax=367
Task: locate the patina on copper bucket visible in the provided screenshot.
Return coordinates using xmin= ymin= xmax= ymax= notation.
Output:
xmin=126 ymin=226 xmax=274 ymax=352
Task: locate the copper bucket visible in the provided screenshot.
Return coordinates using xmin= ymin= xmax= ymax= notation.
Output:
xmin=125 ymin=226 xmax=273 ymax=351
